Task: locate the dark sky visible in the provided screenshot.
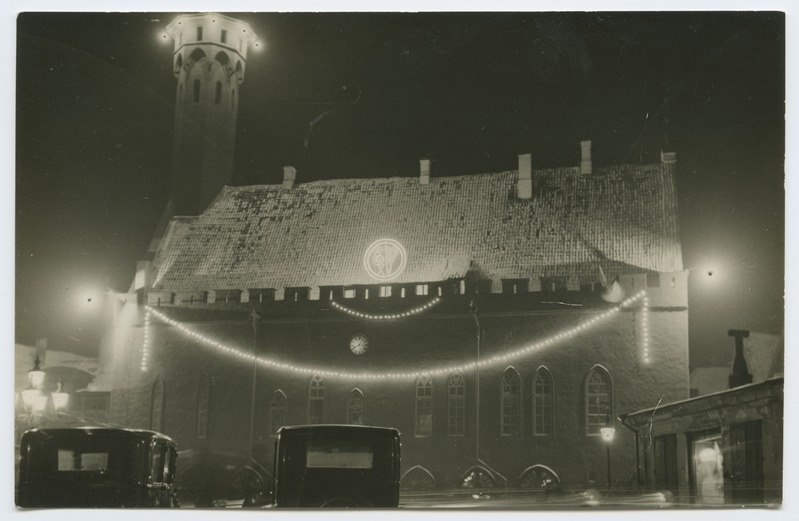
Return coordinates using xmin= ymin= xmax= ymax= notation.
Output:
xmin=15 ymin=12 xmax=784 ymax=368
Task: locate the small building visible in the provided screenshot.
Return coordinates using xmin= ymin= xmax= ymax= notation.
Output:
xmin=620 ymin=331 xmax=783 ymax=506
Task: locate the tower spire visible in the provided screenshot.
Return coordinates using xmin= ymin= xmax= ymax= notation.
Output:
xmin=164 ymin=13 xmax=258 ymax=216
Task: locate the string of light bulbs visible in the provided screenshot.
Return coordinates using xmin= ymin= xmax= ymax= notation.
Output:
xmin=330 ymin=296 xmax=441 ymax=319
xmin=143 ymin=290 xmax=650 ymax=379
xmin=641 ymin=293 xmax=650 ymax=364
xmin=140 ymin=312 xmax=152 ymax=372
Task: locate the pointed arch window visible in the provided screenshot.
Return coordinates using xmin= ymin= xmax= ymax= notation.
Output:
xmin=585 ymin=366 xmax=612 ymax=435
xmin=270 ymin=390 xmax=287 ymax=436
xmin=447 ymin=372 xmax=465 ymax=436
xmin=415 ymin=374 xmax=433 ymax=437
xmin=308 ymin=375 xmax=325 ymax=424
xmin=196 ymin=373 xmax=210 ymax=438
xmin=501 ymin=368 xmax=521 ymax=436
xmin=193 ymin=80 xmax=201 ymax=103
xmin=214 ymin=81 xmax=222 ymax=104
xmin=150 ymin=378 xmax=165 ymax=432
xmin=189 ymin=48 xmax=206 ymax=62
xmin=533 ymin=368 xmax=553 ymax=436
xmin=347 ymin=389 xmax=364 ymax=425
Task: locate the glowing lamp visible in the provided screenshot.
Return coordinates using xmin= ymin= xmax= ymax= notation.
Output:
xmin=21 ymin=388 xmax=41 ymax=410
xmin=28 ymin=356 xmax=45 ymax=389
xmin=33 ymin=395 xmax=49 ymax=413
xmin=600 ymin=426 xmax=616 ymax=443
xmin=51 ymin=380 xmax=69 ymax=412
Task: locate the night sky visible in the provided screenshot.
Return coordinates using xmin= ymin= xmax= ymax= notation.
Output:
xmin=15 ymin=12 xmax=784 ymax=368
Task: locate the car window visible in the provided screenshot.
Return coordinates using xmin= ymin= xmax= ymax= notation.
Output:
xmin=150 ymin=442 xmax=165 ymax=483
xmin=57 ymin=449 xmax=109 ymax=472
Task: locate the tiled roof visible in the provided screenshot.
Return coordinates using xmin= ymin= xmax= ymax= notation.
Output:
xmin=150 ymin=163 xmax=683 ymax=292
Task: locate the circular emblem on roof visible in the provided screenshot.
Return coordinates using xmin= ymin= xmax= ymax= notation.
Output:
xmin=363 ymin=239 xmax=407 ymax=281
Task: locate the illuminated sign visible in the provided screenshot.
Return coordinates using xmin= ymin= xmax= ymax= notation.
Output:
xmin=363 ymin=239 xmax=407 ymax=281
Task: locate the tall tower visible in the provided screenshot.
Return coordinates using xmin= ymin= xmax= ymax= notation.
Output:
xmin=165 ymin=13 xmax=257 ymax=216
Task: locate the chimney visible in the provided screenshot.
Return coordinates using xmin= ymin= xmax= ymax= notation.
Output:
xmin=660 ymin=150 xmax=677 ymax=164
xmin=728 ymin=329 xmax=753 ymax=388
xmin=419 ymin=158 xmax=431 ymax=185
xmin=135 ymin=260 xmax=153 ymax=291
xmin=282 ymin=165 xmax=297 ymax=189
xmin=580 ymin=140 xmax=592 ymax=175
xmin=517 ymin=153 xmax=532 ymax=200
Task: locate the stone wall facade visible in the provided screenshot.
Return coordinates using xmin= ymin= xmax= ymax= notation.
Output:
xmin=104 ymin=273 xmax=688 ymax=493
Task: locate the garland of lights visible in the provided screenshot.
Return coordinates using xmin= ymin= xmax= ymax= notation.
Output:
xmin=140 ymin=311 xmax=152 ymax=372
xmin=330 ymin=297 xmax=441 ymax=319
xmin=142 ymin=291 xmax=650 ymax=378
xmin=641 ymin=293 xmax=650 ymax=364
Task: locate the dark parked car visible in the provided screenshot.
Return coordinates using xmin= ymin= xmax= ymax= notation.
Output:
xmin=272 ymin=425 xmax=401 ymax=508
xmin=17 ymin=427 xmax=179 ymax=508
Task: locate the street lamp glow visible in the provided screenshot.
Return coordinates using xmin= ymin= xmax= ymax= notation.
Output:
xmin=32 ymin=395 xmax=48 ymax=414
xmin=72 ymin=285 xmax=104 ymax=314
xmin=600 ymin=426 xmax=616 ymax=443
xmin=21 ymin=388 xmax=41 ymax=410
xmin=52 ymin=380 xmax=69 ymax=412
xmin=28 ymin=356 xmax=45 ymax=389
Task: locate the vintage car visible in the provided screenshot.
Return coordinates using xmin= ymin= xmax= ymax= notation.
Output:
xmin=17 ymin=427 xmax=179 ymax=508
xmin=271 ymin=425 xmax=401 ymax=508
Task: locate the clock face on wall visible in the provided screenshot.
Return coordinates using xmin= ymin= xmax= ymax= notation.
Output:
xmin=349 ymin=334 xmax=369 ymax=355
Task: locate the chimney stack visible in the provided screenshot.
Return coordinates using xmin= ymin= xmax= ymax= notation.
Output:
xmin=282 ymin=165 xmax=297 ymax=189
xmin=728 ymin=329 xmax=753 ymax=388
xmin=419 ymin=158 xmax=431 ymax=185
xmin=518 ymin=153 xmax=532 ymax=200
xmin=580 ymin=140 xmax=592 ymax=175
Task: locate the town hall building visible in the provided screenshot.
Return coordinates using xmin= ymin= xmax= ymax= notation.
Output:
xmin=96 ymin=13 xmax=690 ymax=502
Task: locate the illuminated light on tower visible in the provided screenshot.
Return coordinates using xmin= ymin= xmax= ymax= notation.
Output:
xmin=164 ymin=13 xmax=258 ymax=216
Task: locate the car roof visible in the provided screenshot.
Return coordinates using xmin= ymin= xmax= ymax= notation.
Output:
xmin=277 ymin=424 xmax=400 ymax=437
xmin=22 ymin=427 xmax=176 ymax=444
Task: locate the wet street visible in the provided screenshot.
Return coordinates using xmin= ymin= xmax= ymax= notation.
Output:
xmin=399 ymin=490 xmax=674 ymax=509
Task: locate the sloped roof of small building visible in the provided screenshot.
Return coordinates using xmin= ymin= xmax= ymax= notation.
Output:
xmin=150 ymin=163 xmax=683 ymax=292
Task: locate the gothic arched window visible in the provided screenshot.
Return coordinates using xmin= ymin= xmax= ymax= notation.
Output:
xmin=150 ymin=378 xmax=165 ymax=431
xmin=501 ymin=368 xmax=521 ymax=436
xmin=270 ymin=390 xmax=287 ymax=436
xmin=196 ymin=372 xmax=210 ymax=438
xmin=346 ymin=389 xmax=364 ymax=425
xmin=415 ymin=374 xmax=433 ymax=437
xmin=447 ymin=372 xmax=465 ymax=436
xmin=533 ymin=367 xmax=553 ymax=436
xmin=308 ymin=375 xmax=325 ymax=424
xmin=214 ymin=81 xmax=222 ymax=104
xmin=585 ymin=366 xmax=612 ymax=435
xmin=193 ymin=79 xmax=201 ymax=103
